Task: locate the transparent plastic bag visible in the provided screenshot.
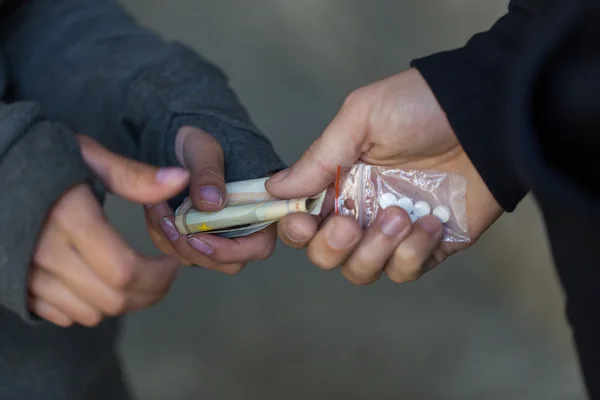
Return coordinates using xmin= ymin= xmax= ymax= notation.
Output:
xmin=335 ymin=163 xmax=470 ymax=243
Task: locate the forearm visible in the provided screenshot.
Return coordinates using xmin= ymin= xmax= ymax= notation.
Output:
xmin=0 ymin=0 xmax=285 ymax=181
xmin=410 ymin=0 xmax=543 ymax=211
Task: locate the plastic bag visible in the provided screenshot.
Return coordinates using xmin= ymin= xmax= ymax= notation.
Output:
xmin=335 ymin=163 xmax=470 ymax=243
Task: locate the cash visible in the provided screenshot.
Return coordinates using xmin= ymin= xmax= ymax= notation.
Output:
xmin=174 ymin=177 xmax=326 ymax=238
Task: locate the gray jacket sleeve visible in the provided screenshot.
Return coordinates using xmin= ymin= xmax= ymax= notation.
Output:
xmin=0 ymin=101 xmax=97 ymax=321
xmin=0 ymin=0 xmax=285 ymax=191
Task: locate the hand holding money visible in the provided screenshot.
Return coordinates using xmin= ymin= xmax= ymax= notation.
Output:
xmin=145 ymin=127 xmax=285 ymax=274
xmin=175 ymin=177 xmax=327 ymax=238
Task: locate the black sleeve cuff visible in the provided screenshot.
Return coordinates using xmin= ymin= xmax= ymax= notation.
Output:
xmin=411 ymin=52 xmax=528 ymax=212
xmin=162 ymin=114 xmax=287 ymax=210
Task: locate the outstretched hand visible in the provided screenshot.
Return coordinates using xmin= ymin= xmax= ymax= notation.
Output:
xmin=268 ymin=68 xmax=502 ymax=285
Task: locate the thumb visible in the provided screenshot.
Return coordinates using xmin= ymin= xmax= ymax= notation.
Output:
xmin=266 ymin=94 xmax=368 ymax=198
xmin=176 ymin=127 xmax=227 ymax=212
xmin=77 ymin=135 xmax=190 ymax=204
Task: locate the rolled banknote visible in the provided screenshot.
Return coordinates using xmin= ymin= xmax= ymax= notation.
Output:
xmin=174 ymin=177 xmax=327 ymax=237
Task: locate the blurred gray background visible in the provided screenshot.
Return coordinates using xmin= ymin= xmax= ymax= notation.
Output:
xmin=108 ymin=1 xmax=586 ymax=399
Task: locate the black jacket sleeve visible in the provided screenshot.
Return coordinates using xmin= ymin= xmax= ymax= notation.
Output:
xmin=413 ymin=0 xmax=600 ymax=397
xmin=507 ymin=0 xmax=600 ymax=398
xmin=410 ymin=0 xmax=543 ymax=211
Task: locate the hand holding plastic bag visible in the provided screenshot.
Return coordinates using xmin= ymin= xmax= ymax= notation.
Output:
xmin=267 ymin=69 xmax=503 ymax=285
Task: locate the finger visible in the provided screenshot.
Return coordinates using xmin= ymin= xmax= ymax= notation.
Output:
xmin=144 ymin=199 xmax=248 ymax=273
xmin=306 ymin=215 xmax=363 ymax=270
xmin=187 ymin=224 xmax=277 ymax=264
xmin=123 ymin=290 xmax=184 ymax=312
xmin=56 ymin=186 xmax=180 ymax=292
xmin=152 ymin=228 xmax=245 ymax=274
xmin=278 ymin=213 xmax=319 ymax=249
xmin=145 ymin=213 xmax=193 ymax=266
xmin=29 ymin=268 xmax=103 ymax=327
xmin=145 ymin=202 xmax=181 ymax=244
xmin=266 ymin=92 xmax=369 ymax=198
xmin=341 ymin=206 xmax=412 ymax=285
xmin=384 ymin=216 xmax=443 ymax=284
xmin=34 ymin=220 xmax=128 ymax=316
xmin=176 ymin=127 xmax=226 ymax=211
xmin=156 ymin=232 xmax=246 ymax=274
xmin=144 ymin=202 xmax=192 ymax=265
xmin=29 ymin=296 xmax=73 ymax=327
xmin=146 ymin=214 xmax=180 ymax=255
xmin=77 ymin=135 xmax=189 ymax=204
xmin=39 ymin=245 xmax=129 ymax=317
xmin=277 ymin=186 xmax=336 ymax=248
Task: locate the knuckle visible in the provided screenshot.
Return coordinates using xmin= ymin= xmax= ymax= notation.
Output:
xmin=111 ymin=253 xmax=138 ymax=288
xmin=81 ymin=310 xmax=103 ymax=327
xmin=50 ymin=186 xmax=85 ymax=219
xmin=104 ymin=292 xmax=127 ymax=316
xmin=303 ymin=141 xmax=337 ymax=182
xmin=194 ymin=165 xmax=224 ymax=183
xmin=60 ymin=319 xmax=74 ymax=328
xmin=28 ymin=268 xmax=49 ymax=294
xmin=343 ymin=87 xmax=367 ymax=109
xmin=33 ymin=249 xmax=57 ymax=269
xmin=156 ymin=264 xmax=180 ymax=290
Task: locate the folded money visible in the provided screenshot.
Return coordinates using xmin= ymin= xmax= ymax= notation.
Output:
xmin=174 ymin=177 xmax=327 ymax=238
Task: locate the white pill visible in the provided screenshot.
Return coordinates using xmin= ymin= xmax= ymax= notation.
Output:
xmin=413 ymin=201 xmax=431 ymax=217
xmin=433 ymin=205 xmax=451 ymax=223
xmin=395 ymin=197 xmax=414 ymax=214
xmin=379 ymin=193 xmax=397 ymax=209
xmin=409 ymin=213 xmax=418 ymax=223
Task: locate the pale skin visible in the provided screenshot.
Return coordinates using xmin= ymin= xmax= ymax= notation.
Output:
xmin=33 ymin=127 xmax=278 ymax=327
xmin=267 ymin=68 xmax=503 ymax=285
xmin=29 ymin=135 xmax=188 ymax=327
xmin=33 ymin=71 xmax=499 ymax=326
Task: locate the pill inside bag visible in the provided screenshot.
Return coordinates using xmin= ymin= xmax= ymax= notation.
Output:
xmin=334 ymin=163 xmax=470 ymax=243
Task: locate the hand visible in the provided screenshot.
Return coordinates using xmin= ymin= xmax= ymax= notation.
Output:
xmin=267 ymin=68 xmax=502 ymax=285
xmin=144 ymin=127 xmax=277 ymax=274
xmin=29 ymin=136 xmax=190 ymax=327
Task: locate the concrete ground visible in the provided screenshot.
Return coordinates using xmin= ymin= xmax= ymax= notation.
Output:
xmin=108 ymin=1 xmax=586 ymax=398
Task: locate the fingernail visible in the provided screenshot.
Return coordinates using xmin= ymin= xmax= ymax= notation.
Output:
xmin=156 ymin=167 xmax=189 ymax=185
xmin=159 ymin=217 xmax=180 ymax=241
xmin=188 ymin=237 xmax=213 ymax=255
xmin=198 ymin=185 xmax=223 ymax=206
xmin=419 ymin=217 xmax=442 ymax=235
xmin=327 ymin=221 xmax=357 ymax=249
xmin=380 ymin=213 xmax=408 ymax=238
xmin=268 ymin=167 xmax=291 ymax=184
